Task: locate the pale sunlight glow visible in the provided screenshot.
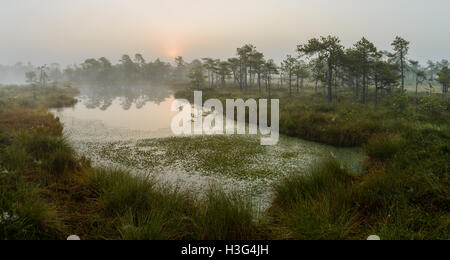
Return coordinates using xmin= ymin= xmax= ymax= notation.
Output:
xmin=0 ymin=0 xmax=449 ymax=65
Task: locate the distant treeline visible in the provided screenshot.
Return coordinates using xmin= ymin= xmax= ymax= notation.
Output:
xmin=11 ymin=55 xmax=194 ymax=86
xmin=1 ymin=35 xmax=449 ymax=103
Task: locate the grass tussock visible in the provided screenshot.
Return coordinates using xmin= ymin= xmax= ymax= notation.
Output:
xmin=365 ymin=134 xmax=407 ymax=161
xmin=1 ymin=131 xmax=78 ymax=180
xmin=271 ymin=158 xmax=358 ymax=240
xmin=88 ymin=168 xmax=193 ymax=240
xmin=0 ymin=170 xmax=65 ymax=240
xmin=87 ymin=169 xmax=257 ymax=240
xmin=193 ymin=188 xmax=256 ymax=240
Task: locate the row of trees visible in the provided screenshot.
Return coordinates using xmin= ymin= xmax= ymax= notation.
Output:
xmin=64 ymin=55 xmax=190 ymax=85
xmin=188 ymin=46 xmax=281 ymax=98
xmin=189 ymin=36 xmax=449 ymax=103
xmin=22 ymin=55 xmax=195 ymax=87
xmin=16 ymin=36 xmax=449 ymax=102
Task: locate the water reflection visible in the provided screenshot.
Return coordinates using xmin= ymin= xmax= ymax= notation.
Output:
xmin=76 ymin=84 xmax=172 ymax=111
xmin=52 ymin=85 xmax=178 ymax=136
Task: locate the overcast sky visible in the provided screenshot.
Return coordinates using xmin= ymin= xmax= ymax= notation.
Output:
xmin=1 ymin=0 xmax=449 ymax=66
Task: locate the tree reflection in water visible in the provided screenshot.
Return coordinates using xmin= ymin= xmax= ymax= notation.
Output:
xmin=77 ymin=84 xmax=172 ymax=111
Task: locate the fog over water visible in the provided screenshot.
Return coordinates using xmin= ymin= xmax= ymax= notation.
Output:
xmin=1 ymin=0 xmax=449 ymax=67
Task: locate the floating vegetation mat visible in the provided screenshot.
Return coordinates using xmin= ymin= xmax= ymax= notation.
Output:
xmin=54 ymin=110 xmax=364 ymax=210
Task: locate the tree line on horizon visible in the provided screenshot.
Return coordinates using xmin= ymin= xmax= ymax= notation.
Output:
xmin=1 ymin=35 xmax=448 ymax=103
xmin=21 ymin=56 xmax=188 ymax=87
xmin=188 ymin=36 xmax=449 ymax=104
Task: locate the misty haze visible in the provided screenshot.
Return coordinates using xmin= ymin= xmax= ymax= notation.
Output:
xmin=0 ymin=0 xmax=448 ymax=243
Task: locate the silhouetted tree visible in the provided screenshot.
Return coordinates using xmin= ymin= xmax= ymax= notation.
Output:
xmin=409 ymin=60 xmax=427 ymax=96
xmin=437 ymin=65 xmax=449 ymax=94
xmin=373 ymin=61 xmax=400 ymax=104
xmin=25 ymin=71 xmax=37 ymax=84
xmin=237 ymin=44 xmax=256 ymax=90
xmin=263 ymin=59 xmax=278 ymax=99
xmin=227 ymin=58 xmax=241 ymax=87
xmin=309 ymin=58 xmax=326 ymax=93
xmin=281 ymin=55 xmax=297 ymax=97
xmin=391 ymin=36 xmax=410 ymax=91
xmin=293 ymin=60 xmax=309 ymax=93
xmin=249 ymin=51 xmax=265 ymax=93
xmin=354 ymin=37 xmax=378 ymax=104
xmin=217 ymin=61 xmax=231 ymax=88
xmin=202 ymin=58 xmax=217 ymax=88
xmin=174 ymin=56 xmax=187 ymax=82
xmin=298 ymin=36 xmax=344 ymax=102
xmin=188 ymin=60 xmax=205 ymax=90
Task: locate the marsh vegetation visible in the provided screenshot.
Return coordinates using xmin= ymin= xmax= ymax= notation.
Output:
xmin=0 ymin=35 xmax=449 ymax=240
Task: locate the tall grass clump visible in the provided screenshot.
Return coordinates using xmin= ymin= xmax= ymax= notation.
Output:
xmin=0 ymin=174 xmax=65 ymax=240
xmin=1 ymin=144 xmax=32 ymax=173
xmin=88 ymin=168 xmax=192 ymax=216
xmin=274 ymin=158 xmax=354 ymax=208
xmin=88 ymin=169 xmax=258 ymax=240
xmin=365 ymin=134 xmax=407 ymax=161
xmin=89 ymin=168 xmax=159 ymax=216
xmin=88 ymin=168 xmax=195 ymax=240
xmin=192 ymin=188 xmax=257 ymax=240
xmin=271 ymin=158 xmax=358 ymax=240
xmin=2 ymin=131 xmax=77 ymax=178
xmin=118 ymin=210 xmax=181 ymax=240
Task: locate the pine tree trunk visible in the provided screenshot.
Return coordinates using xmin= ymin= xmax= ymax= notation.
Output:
xmin=356 ymin=77 xmax=360 ymax=98
xmin=401 ymin=50 xmax=405 ymax=91
xmin=362 ymin=73 xmax=367 ymax=104
xmin=258 ymin=73 xmax=261 ymax=94
xmin=327 ymin=60 xmax=333 ymax=102
xmin=289 ymin=72 xmax=292 ymax=97
xmin=374 ymin=78 xmax=379 ymax=106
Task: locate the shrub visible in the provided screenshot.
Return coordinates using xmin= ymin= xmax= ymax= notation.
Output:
xmin=391 ymin=92 xmax=409 ymax=111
